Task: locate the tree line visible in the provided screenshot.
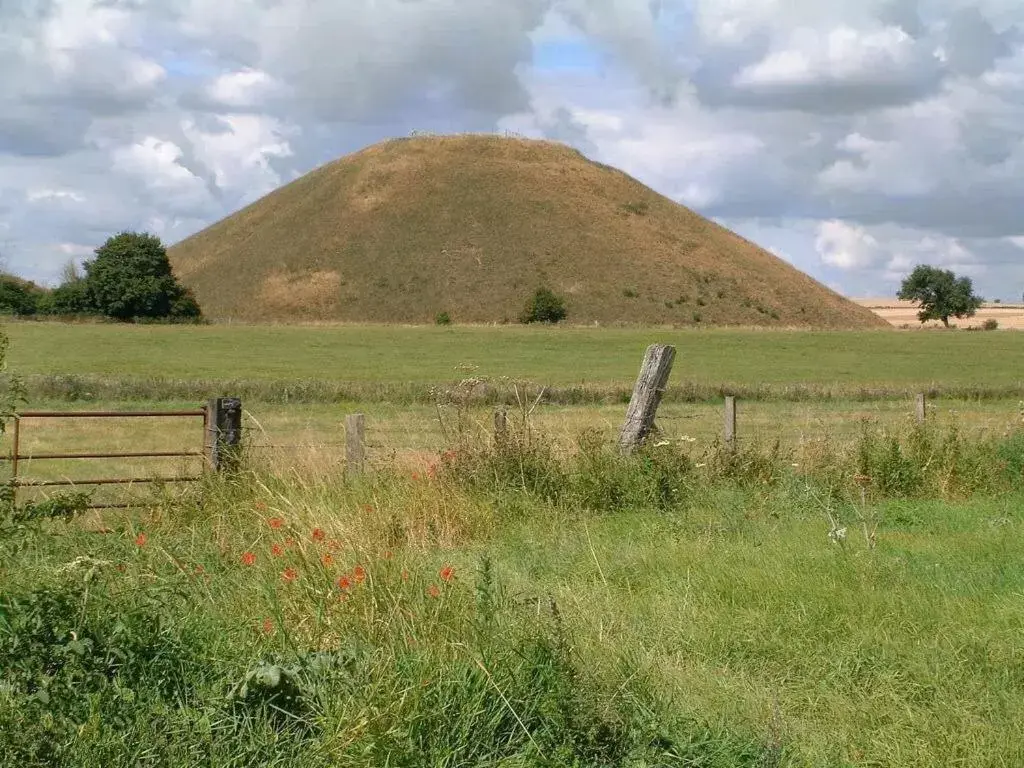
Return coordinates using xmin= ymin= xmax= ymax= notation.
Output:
xmin=0 ymin=232 xmax=201 ymax=322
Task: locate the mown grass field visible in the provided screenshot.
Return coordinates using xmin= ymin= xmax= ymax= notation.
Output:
xmin=6 ymin=321 xmax=1024 ymax=400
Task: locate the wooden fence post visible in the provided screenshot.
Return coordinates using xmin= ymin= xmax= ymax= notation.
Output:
xmin=915 ymin=393 xmax=926 ymax=424
xmin=206 ymin=397 xmax=242 ymax=472
xmin=345 ymin=413 xmax=366 ymax=477
xmin=724 ymin=396 xmax=737 ymax=449
xmin=493 ymin=409 xmax=508 ymax=447
xmin=618 ymin=344 xmax=676 ymax=454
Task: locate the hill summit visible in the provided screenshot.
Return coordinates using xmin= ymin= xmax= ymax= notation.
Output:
xmin=169 ymin=134 xmax=886 ymax=328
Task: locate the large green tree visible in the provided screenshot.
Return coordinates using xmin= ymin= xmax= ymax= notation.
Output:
xmin=83 ymin=232 xmax=201 ymax=321
xmin=897 ymin=265 xmax=983 ymax=328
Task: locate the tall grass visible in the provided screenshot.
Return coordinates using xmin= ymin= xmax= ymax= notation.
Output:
xmin=22 ymin=372 xmax=1024 ymax=405
xmin=2 ymin=419 xmax=1023 ymax=766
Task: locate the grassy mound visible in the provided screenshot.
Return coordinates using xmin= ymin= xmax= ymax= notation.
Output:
xmin=169 ymin=134 xmax=887 ymax=328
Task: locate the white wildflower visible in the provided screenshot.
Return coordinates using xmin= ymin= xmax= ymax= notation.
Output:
xmin=828 ymin=527 xmax=847 ymax=543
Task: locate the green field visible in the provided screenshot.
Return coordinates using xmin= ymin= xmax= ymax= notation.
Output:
xmin=4 ymin=434 xmax=1024 ymax=766
xmin=7 ymin=321 xmax=1023 ymax=390
xmin=3 ymin=321 xmax=1024 ymax=766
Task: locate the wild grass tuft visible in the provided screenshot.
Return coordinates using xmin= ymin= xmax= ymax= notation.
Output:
xmin=2 ymin=417 xmax=1023 ymax=765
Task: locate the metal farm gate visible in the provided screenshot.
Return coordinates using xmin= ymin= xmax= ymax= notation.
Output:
xmin=4 ymin=398 xmax=241 ymax=509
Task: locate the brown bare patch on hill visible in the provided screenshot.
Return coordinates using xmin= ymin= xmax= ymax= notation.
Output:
xmin=170 ymin=134 xmax=888 ymax=328
xmin=258 ymin=270 xmax=343 ymax=316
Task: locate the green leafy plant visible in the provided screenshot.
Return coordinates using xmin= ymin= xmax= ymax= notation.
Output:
xmin=434 ymin=311 xmax=452 ymax=326
xmin=519 ymin=287 xmax=567 ymax=324
xmin=54 ymin=232 xmax=203 ymax=322
xmin=0 ymin=275 xmax=45 ymax=316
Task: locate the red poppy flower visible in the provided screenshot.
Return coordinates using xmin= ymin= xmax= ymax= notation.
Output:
xmin=134 ymin=532 xmax=147 ymax=547
xmin=439 ymin=564 xmax=454 ymax=583
xmin=322 ymin=553 xmax=334 ymax=567
xmin=312 ymin=528 xmax=326 ymax=542
xmin=337 ymin=575 xmax=352 ymax=591
xmin=282 ymin=567 xmax=298 ymax=582
xmin=268 ymin=517 xmax=284 ymax=529
xmin=362 ymin=504 xmax=374 ymax=514
xmin=271 ymin=544 xmax=284 ymax=557
xmin=427 ymin=584 xmax=440 ymax=598
xmin=261 ymin=618 xmax=274 ymax=634
xmin=353 ymin=565 xmax=367 ymax=584
xmin=411 ymin=472 xmax=421 ymax=481
xmin=241 ymin=551 xmax=256 ymax=566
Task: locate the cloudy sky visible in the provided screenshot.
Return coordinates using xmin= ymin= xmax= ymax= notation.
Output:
xmin=3 ymin=0 xmax=1024 ymax=299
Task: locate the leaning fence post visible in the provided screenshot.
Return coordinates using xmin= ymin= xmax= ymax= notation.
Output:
xmin=345 ymin=413 xmax=366 ymax=477
xmin=206 ymin=397 xmax=242 ymax=472
xmin=618 ymin=344 xmax=676 ymax=454
xmin=724 ymin=395 xmax=737 ymax=449
xmin=915 ymin=393 xmax=926 ymax=424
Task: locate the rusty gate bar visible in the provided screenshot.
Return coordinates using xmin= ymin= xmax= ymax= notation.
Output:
xmin=6 ymin=407 xmax=210 ymax=509
xmin=5 ymin=450 xmax=205 ymax=461
xmin=18 ymin=410 xmax=207 ymax=418
xmin=16 ymin=477 xmax=202 ymax=488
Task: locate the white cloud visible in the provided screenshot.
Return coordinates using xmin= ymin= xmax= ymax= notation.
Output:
xmin=815 ymin=221 xmax=886 ymax=270
xmin=182 ymin=114 xmax=294 ymax=203
xmin=26 ymin=189 xmax=85 ymax=204
xmin=734 ymin=25 xmax=924 ymax=89
xmin=205 ymin=69 xmax=281 ymax=109
xmin=1 ymin=0 xmax=1024 ymax=299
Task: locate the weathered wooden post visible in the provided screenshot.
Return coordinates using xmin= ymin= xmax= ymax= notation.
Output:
xmin=915 ymin=393 xmax=926 ymax=424
xmin=345 ymin=413 xmax=366 ymax=477
xmin=618 ymin=344 xmax=676 ymax=454
xmin=206 ymin=397 xmax=242 ymax=472
xmin=724 ymin=396 xmax=737 ymax=449
xmin=493 ymin=408 xmax=508 ymax=447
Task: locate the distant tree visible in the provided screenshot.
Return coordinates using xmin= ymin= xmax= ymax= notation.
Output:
xmin=0 ymin=274 xmax=45 ymax=316
xmin=519 ymin=287 xmax=567 ymax=324
xmin=897 ymin=265 xmax=982 ymax=328
xmin=81 ymin=232 xmax=201 ymax=322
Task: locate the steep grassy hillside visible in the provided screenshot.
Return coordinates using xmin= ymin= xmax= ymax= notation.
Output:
xmin=169 ymin=134 xmax=886 ymax=328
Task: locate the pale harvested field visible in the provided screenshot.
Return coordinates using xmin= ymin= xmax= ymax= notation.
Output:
xmin=855 ymin=298 xmax=1024 ymax=329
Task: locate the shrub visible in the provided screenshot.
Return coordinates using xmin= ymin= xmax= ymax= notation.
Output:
xmin=519 ymin=287 xmax=567 ymax=324
xmin=435 ymin=311 xmax=451 ymax=326
xmin=75 ymin=232 xmax=201 ymax=322
xmin=982 ymin=318 xmax=999 ymax=331
xmin=0 ymin=275 xmax=45 ymax=316
xmin=37 ymin=279 xmax=93 ymax=316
